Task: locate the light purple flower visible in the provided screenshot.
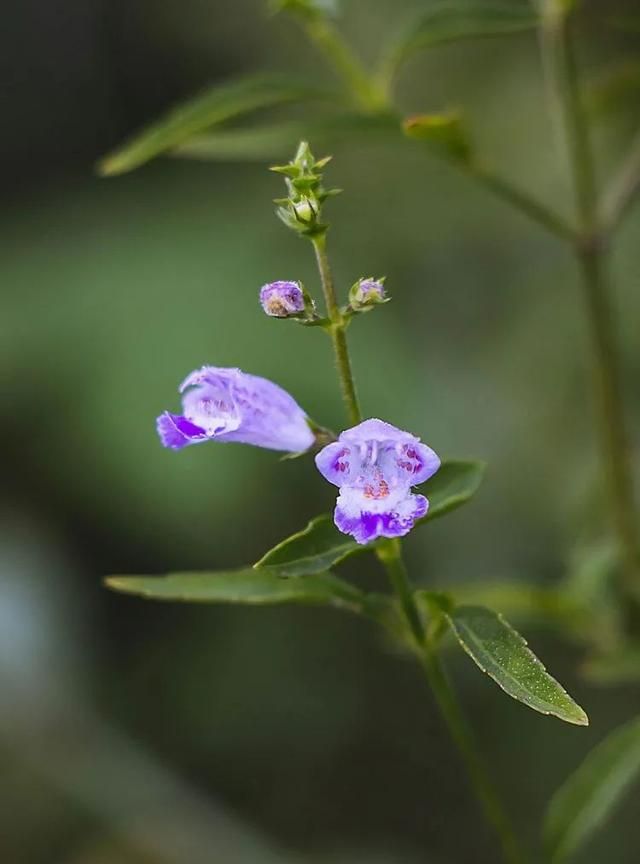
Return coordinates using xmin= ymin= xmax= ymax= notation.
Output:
xmin=315 ymin=418 xmax=440 ymax=544
xmin=157 ymin=366 xmax=315 ymax=453
xmin=259 ymin=281 xmax=308 ymax=318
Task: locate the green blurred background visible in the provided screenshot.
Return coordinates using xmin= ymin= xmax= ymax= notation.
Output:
xmin=2 ymin=1 xmax=639 ymax=862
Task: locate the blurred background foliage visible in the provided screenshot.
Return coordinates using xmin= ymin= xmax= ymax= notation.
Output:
xmin=1 ymin=1 xmax=640 ymax=862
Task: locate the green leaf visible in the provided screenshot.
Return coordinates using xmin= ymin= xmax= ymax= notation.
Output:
xmin=585 ymin=59 xmax=640 ymax=122
xmin=171 ymin=113 xmax=398 ymax=163
xmin=255 ymin=460 xmax=485 ymax=577
xmin=271 ymin=0 xmax=339 ymax=20
xmin=417 ymin=459 xmax=485 ymax=524
xmin=431 ymin=581 xmax=588 ymax=630
xmin=98 ymin=75 xmax=336 ymax=176
xmin=447 ymin=605 xmax=589 ymax=725
xmin=544 ymin=716 xmax=640 ymax=863
xmin=384 ymin=1 xmax=538 ymax=78
xmin=105 ymin=568 xmax=364 ymax=611
xmin=255 ymin=514 xmax=363 ymax=576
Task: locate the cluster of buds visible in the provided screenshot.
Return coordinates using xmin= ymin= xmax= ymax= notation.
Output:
xmin=271 ymin=141 xmax=340 ymax=238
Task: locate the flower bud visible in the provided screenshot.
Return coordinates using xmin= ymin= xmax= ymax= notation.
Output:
xmin=259 ymin=280 xmax=315 ymax=318
xmin=349 ymin=277 xmax=388 ymax=311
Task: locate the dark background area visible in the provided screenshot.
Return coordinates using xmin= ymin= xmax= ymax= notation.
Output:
xmin=1 ymin=1 xmax=639 ymax=862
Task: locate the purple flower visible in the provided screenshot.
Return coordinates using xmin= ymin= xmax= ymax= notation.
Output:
xmin=315 ymin=418 xmax=440 ymax=544
xmin=157 ymin=366 xmax=315 ymax=453
xmin=260 ymin=281 xmax=309 ymax=318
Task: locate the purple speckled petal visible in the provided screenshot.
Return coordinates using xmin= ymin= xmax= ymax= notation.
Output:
xmin=334 ymin=488 xmax=428 ymax=544
xmin=314 ymin=441 xmax=362 ymax=486
xmin=385 ymin=441 xmax=441 ymax=485
xmin=156 ymin=412 xmax=208 ymax=450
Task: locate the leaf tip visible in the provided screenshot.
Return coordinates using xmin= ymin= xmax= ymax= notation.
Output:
xmin=104 ymin=576 xmax=133 ymax=593
xmin=573 ymin=707 xmax=590 ymax=727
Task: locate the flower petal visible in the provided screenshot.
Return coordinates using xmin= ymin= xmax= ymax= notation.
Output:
xmin=390 ymin=441 xmax=440 ymax=485
xmin=339 ymin=418 xmax=414 ymax=445
xmin=314 ymin=441 xmax=361 ymax=486
xmin=156 ymin=412 xmax=208 ymax=450
xmin=334 ymin=487 xmax=428 ymax=544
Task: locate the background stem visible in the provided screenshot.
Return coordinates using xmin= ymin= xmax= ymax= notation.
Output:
xmin=302 ymin=17 xmax=385 ymax=112
xmin=376 ymin=540 xmax=528 ymax=864
xmin=312 ymin=233 xmax=362 ymax=426
xmin=541 ymin=7 xmax=639 ymax=585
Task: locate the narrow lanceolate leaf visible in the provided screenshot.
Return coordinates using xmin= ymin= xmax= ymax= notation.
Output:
xmin=447 ymin=605 xmax=589 ymax=725
xmin=255 ymin=460 xmax=485 ymax=577
xmin=255 ymin=515 xmax=363 ymax=576
xmin=544 ymin=716 xmax=640 ymax=863
xmin=171 ymin=114 xmax=398 ymax=163
xmin=105 ymin=568 xmax=364 ymax=611
xmin=98 ymin=75 xmax=336 ymax=175
xmin=384 ymin=1 xmax=538 ymax=78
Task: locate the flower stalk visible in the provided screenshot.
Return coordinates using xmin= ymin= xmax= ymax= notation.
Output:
xmin=312 ymin=232 xmax=362 ymax=426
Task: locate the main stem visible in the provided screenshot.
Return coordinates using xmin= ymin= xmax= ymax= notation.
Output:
xmin=377 ymin=540 xmax=527 ymax=864
xmin=311 ymin=231 xmax=525 ymax=863
xmin=543 ymin=9 xmax=640 ymax=585
xmin=312 ymin=232 xmax=362 ymax=426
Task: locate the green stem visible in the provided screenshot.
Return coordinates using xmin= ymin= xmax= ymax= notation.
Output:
xmin=376 ymin=540 xmax=528 ymax=864
xmin=602 ymin=128 xmax=640 ymax=234
xmin=473 ymin=164 xmax=576 ymax=242
xmin=541 ymin=7 xmax=640 ymax=585
xmin=312 ymin=233 xmax=362 ymax=426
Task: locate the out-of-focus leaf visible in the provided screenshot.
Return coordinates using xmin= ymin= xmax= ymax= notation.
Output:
xmin=106 ymin=568 xmax=364 ymax=611
xmin=171 ymin=122 xmax=314 ymax=162
xmin=383 ymin=1 xmax=538 ymax=80
xmin=171 ymin=113 xmax=397 ymax=163
xmin=271 ymin=0 xmax=339 ymax=20
xmin=608 ymin=13 xmax=640 ymax=35
xmin=403 ymin=110 xmax=472 ymax=164
xmin=582 ymin=644 xmax=640 ymax=685
xmin=544 ymin=716 xmax=640 ymax=863
xmin=417 ymin=459 xmax=485 ymax=524
xmin=255 ymin=514 xmax=364 ymax=576
xmin=447 ymin=605 xmax=589 ymax=725
xmin=255 ymin=460 xmax=485 ymax=577
xmin=585 ymin=59 xmax=640 ymax=122
xmin=425 ymin=581 xmax=589 ymax=631
xmin=98 ymin=75 xmax=336 ymax=175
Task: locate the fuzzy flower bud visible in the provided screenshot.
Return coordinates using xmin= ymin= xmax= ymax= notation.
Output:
xmin=260 ymin=281 xmax=307 ymax=318
xmin=349 ymin=277 xmax=388 ymax=311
